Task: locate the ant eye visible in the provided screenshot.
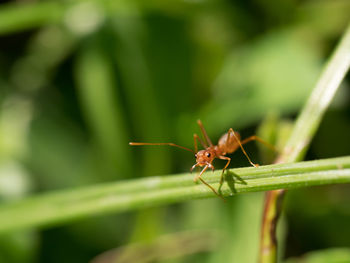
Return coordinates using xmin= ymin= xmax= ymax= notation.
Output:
xmin=206 ymin=153 xmax=211 ymax=158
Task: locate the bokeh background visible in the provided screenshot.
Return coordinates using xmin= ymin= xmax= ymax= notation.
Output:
xmin=0 ymin=0 xmax=350 ymax=262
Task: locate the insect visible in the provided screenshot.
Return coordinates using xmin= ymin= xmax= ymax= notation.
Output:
xmin=129 ymin=120 xmax=274 ymax=199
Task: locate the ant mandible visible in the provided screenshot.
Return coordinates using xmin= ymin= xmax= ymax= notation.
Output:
xmin=129 ymin=120 xmax=274 ymax=199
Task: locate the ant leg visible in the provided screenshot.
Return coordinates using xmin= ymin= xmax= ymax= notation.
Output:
xmin=197 ymin=119 xmax=213 ymax=147
xmin=194 ymin=165 xmax=225 ymax=201
xmin=193 ymin=165 xmax=208 ymax=182
xmin=240 ymin=136 xmax=277 ymax=152
xmin=194 ymin=133 xmax=207 ymax=152
xmin=198 ymin=177 xmax=225 ymax=201
xmin=218 ymin=156 xmax=231 ymax=187
xmin=227 ymin=128 xmax=258 ymax=167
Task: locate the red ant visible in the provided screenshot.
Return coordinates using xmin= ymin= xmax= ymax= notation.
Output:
xmin=129 ymin=120 xmax=274 ymax=199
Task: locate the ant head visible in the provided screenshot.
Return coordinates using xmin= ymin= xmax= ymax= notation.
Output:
xmin=194 ymin=149 xmax=215 ymax=167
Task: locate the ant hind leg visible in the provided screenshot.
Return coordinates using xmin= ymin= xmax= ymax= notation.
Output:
xmin=240 ymin=135 xmax=277 ymax=152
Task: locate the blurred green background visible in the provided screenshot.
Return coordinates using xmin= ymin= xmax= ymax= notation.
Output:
xmin=0 ymin=0 xmax=350 ymax=262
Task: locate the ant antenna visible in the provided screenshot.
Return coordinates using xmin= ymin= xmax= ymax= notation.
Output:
xmin=129 ymin=142 xmax=194 ymax=153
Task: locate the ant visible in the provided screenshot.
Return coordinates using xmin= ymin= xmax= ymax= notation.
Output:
xmin=129 ymin=120 xmax=274 ymax=200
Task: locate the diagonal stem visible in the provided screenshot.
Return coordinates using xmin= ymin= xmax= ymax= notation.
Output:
xmin=259 ymin=23 xmax=350 ymax=263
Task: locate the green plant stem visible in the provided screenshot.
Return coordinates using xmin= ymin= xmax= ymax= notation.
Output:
xmin=0 ymin=156 xmax=349 ymax=234
xmin=280 ymin=24 xmax=350 ymax=164
xmin=259 ymin=23 xmax=350 ymax=263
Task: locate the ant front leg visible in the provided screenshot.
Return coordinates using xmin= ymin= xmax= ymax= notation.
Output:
xmin=194 ymin=165 xmax=225 ymax=201
xmin=227 ymin=128 xmax=258 ymax=167
xmin=218 ymin=156 xmax=231 ymax=190
xmin=193 ymin=165 xmax=208 ymax=182
xmin=193 ymin=163 xmax=214 ymax=182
